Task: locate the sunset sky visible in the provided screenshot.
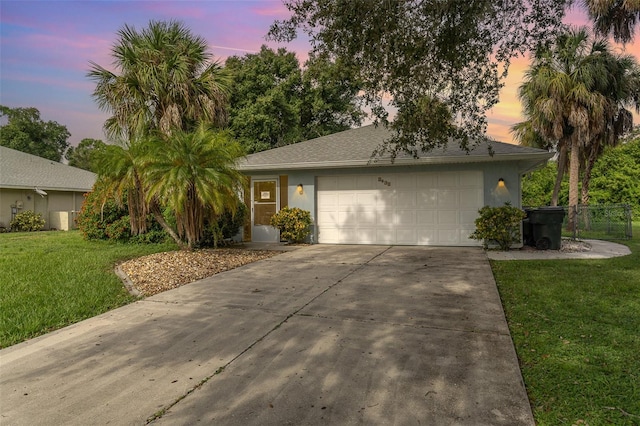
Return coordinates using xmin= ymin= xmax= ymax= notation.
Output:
xmin=1 ymin=1 xmax=638 ymax=147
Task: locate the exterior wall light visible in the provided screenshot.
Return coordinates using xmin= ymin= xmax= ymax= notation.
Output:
xmin=497 ymin=178 xmax=506 ymax=189
xmin=297 ymin=184 xmax=304 ymax=195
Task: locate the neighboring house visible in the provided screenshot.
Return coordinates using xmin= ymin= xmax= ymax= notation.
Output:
xmin=238 ymin=125 xmax=552 ymax=246
xmin=0 ymin=146 xmax=96 ymax=230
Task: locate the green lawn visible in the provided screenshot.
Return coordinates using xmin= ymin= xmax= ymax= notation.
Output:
xmin=492 ymin=224 xmax=640 ymax=425
xmin=0 ymin=231 xmax=177 ymax=348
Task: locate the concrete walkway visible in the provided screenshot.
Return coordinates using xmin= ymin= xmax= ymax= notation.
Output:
xmin=1 ymin=245 xmax=533 ymax=425
xmin=486 ymin=239 xmax=631 ymax=261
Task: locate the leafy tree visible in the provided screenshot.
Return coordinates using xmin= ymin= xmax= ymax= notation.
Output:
xmin=226 ymin=46 xmax=363 ymax=153
xmin=0 ymin=105 xmax=70 ymax=162
xmin=522 ymin=162 xmax=569 ymax=207
xmin=226 ymin=46 xmax=303 ymax=153
xmin=513 ymin=27 xmax=638 ymax=227
xmin=268 ymin=0 xmax=569 ymax=155
xmin=88 ymin=20 xmax=231 ymax=140
xmin=590 ymin=136 xmax=640 ymax=216
xmin=65 ymin=138 xmax=106 ymax=172
xmin=142 ymin=125 xmax=245 ymax=249
xmin=299 ymin=51 xmax=364 ymax=140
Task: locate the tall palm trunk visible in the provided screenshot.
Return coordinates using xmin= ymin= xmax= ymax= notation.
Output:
xmin=551 ymin=141 xmax=568 ymax=206
xmin=568 ymin=134 xmax=581 ymax=231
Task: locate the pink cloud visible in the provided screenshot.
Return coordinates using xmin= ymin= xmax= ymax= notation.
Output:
xmin=251 ymin=3 xmax=291 ymax=18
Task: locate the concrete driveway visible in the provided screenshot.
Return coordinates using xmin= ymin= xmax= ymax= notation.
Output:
xmin=0 ymin=245 xmax=533 ymax=425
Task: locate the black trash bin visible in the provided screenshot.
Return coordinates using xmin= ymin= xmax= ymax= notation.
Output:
xmin=527 ymin=207 xmax=566 ymax=250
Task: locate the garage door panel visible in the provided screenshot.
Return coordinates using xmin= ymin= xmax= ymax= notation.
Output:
xmin=397 ymin=191 xmax=416 ymax=207
xmin=395 ymin=174 xmax=416 ymax=189
xmin=417 ymin=189 xmax=438 ymax=208
xmin=438 ymin=229 xmax=460 ymax=245
xmin=459 ymin=210 xmax=480 ymax=224
xmin=376 ymin=229 xmax=395 ymax=244
xmin=438 ymin=210 xmax=459 ymax=225
xmin=396 ymin=228 xmax=418 ymax=244
xmin=417 ymin=210 xmax=436 ymax=225
xmin=318 ymin=191 xmax=337 ymax=206
xmin=317 ymin=171 xmax=483 ymax=246
xmin=357 ymin=228 xmax=377 ymax=244
xmin=339 ymin=210 xmax=357 ymax=226
xmin=356 ymin=192 xmax=376 ymax=207
xmin=416 ymin=229 xmax=437 ymax=245
xmin=397 ymin=210 xmax=416 ymax=225
xmin=357 ymin=210 xmax=376 ymax=226
xmin=317 ymin=211 xmax=338 ymax=226
xmin=416 ymin=172 xmax=437 ymax=188
xmin=459 ymin=189 xmax=483 ymax=208
xmin=377 ymin=191 xmax=396 ymax=207
xmin=438 ymin=172 xmax=457 ymax=186
xmin=377 ymin=210 xmax=395 ymax=225
xmin=437 ymin=190 xmax=458 ymax=208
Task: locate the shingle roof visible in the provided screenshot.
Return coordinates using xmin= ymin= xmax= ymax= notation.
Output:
xmin=0 ymin=146 xmax=96 ymax=192
xmin=238 ymin=125 xmax=552 ymax=171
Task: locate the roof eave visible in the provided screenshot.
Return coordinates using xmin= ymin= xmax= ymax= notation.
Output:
xmin=0 ymin=185 xmax=93 ymax=193
xmin=238 ymin=152 xmax=554 ymax=172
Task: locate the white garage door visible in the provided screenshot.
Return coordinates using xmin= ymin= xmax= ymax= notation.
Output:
xmin=317 ymin=171 xmax=483 ymax=246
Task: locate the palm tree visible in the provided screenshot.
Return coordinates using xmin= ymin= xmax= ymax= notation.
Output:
xmin=88 ymin=20 xmax=231 ymax=140
xmin=515 ymin=27 xmax=617 ymax=227
xmin=515 ymin=26 xmax=640 ymax=227
xmin=580 ymin=53 xmax=640 ymax=206
xmin=584 ymin=0 xmax=640 ymax=43
xmin=93 ymin=141 xmax=150 ymax=236
xmin=142 ymin=125 xmax=246 ymax=249
xmin=88 ymin=21 xmax=237 ymax=243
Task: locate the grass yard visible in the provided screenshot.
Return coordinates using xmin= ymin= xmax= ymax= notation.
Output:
xmin=0 ymin=230 xmax=177 ymax=348
xmin=492 ymin=224 xmax=640 ymax=425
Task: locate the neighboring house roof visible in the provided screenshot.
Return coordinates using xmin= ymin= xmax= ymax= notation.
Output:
xmin=238 ymin=125 xmax=552 ymax=173
xmin=0 ymin=146 xmax=96 ymax=192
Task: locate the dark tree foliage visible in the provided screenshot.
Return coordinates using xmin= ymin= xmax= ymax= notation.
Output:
xmin=584 ymin=0 xmax=640 ymax=43
xmin=226 ymin=46 xmax=303 ymax=153
xmin=0 ymin=105 xmax=70 ymax=162
xmin=65 ymin=138 xmax=107 ymax=172
xmin=226 ymin=45 xmax=363 ymax=153
xmin=268 ymin=0 xmax=569 ymax=156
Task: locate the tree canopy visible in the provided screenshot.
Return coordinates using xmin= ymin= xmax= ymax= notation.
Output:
xmin=65 ymin=138 xmax=106 ymax=172
xmin=585 ymin=0 xmax=640 ymax=43
xmin=0 ymin=105 xmax=70 ymax=162
xmin=226 ymin=45 xmax=363 ymax=153
xmin=269 ymin=0 xmax=569 ymax=155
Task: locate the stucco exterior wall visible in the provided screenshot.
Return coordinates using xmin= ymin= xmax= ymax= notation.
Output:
xmin=0 ymin=188 xmax=87 ymax=230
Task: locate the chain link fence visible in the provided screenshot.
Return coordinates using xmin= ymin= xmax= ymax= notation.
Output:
xmin=561 ymin=204 xmax=633 ymax=240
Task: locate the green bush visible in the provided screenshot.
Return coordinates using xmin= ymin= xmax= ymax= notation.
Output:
xmin=76 ymin=180 xmax=167 ymax=243
xmin=104 ymin=215 xmax=131 ymax=241
xmin=10 ymin=210 xmax=45 ymax=232
xmin=197 ymin=202 xmax=248 ymax=248
xmin=470 ymin=204 xmax=526 ymax=251
xmin=270 ymin=207 xmax=312 ymax=243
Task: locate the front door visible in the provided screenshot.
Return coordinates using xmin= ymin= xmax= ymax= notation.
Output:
xmin=252 ymin=179 xmax=279 ymax=242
